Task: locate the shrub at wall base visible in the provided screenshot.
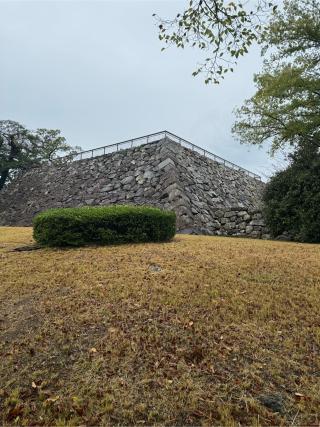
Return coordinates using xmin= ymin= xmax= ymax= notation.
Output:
xmin=263 ymin=150 xmax=320 ymax=243
xmin=33 ymin=205 xmax=176 ymax=247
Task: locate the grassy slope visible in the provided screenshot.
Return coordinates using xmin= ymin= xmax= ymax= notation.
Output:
xmin=0 ymin=227 xmax=319 ymax=425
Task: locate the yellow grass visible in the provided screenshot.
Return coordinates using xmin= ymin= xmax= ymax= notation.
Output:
xmin=0 ymin=227 xmax=319 ymax=425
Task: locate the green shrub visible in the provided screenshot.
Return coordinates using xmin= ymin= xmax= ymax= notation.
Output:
xmin=263 ymin=148 xmax=320 ymax=243
xmin=33 ymin=205 xmax=176 ymax=247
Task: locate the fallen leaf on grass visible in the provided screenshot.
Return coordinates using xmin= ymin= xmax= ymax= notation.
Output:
xmin=294 ymin=392 xmax=310 ymax=401
xmin=7 ymin=405 xmax=24 ymax=419
xmin=45 ymin=396 xmax=60 ymax=404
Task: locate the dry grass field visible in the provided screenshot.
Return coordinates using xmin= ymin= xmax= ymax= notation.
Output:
xmin=0 ymin=227 xmax=320 ymax=426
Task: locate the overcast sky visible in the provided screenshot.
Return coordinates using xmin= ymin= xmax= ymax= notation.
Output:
xmin=0 ymin=0 xmax=278 ymax=179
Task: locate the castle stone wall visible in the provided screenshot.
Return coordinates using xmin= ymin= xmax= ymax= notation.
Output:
xmin=0 ymin=138 xmax=269 ymax=238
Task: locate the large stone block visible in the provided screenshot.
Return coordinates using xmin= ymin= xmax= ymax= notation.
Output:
xmin=121 ymin=176 xmax=135 ymax=185
xmin=157 ymin=158 xmax=175 ymax=170
xmin=250 ymin=219 xmax=265 ymax=227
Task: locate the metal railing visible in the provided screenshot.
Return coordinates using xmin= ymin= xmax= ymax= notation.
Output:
xmin=66 ymin=130 xmax=261 ymax=180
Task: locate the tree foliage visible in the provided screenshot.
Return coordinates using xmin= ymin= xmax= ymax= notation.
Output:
xmin=233 ymin=0 xmax=320 ymax=242
xmin=0 ymin=120 xmax=79 ymax=191
xmin=155 ymin=0 xmax=276 ymax=83
xmin=233 ymin=0 xmax=320 ymax=154
xmin=263 ymin=145 xmax=320 ymax=242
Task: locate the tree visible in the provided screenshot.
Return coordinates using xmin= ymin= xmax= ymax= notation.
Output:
xmin=233 ymin=0 xmax=320 ymax=242
xmin=0 ymin=120 xmax=79 ymax=191
xmin=155 ymin=0 xmax=276 ymax=84
xmin=263 ymin=145 xmax=320 ymax=242
xmin=233 ymin=0 xmax=320 ymax=154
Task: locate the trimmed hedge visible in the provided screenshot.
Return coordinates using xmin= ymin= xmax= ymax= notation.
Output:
xmin=33 ymin=205 xmax=176 ymax=247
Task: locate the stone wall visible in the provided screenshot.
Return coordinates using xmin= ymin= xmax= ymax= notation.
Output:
xmin=0 ymin=137 xmax=269 ymax=238
xmin=181 ymin=207 xmax=269 ymax=238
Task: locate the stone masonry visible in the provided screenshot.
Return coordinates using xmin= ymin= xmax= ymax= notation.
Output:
xmin=0 ymin=137 xmax=269 ymax=238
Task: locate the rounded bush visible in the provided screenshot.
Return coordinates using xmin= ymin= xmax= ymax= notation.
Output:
xmin=33 ymin=205 xmax=176 ymax=247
